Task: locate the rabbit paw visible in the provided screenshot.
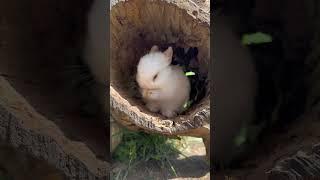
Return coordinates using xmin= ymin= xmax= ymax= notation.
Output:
xmin=147 ymin=89 xmax=161 ymax=100
xmin=146 ymin=103 xmax=160 ymax=113
xmin=161 ymin=110 xmax=177 ymax=118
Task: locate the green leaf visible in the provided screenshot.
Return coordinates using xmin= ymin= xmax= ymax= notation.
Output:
xmin=242 ymin=32 xmax=273 ymax=45
xmin=234 ymin=127 xmax=247 ymax=146
xmin=183 ymin=100 xmax=192 ymax=109
xmin=185 ymin=71 xmax=196 ymax=76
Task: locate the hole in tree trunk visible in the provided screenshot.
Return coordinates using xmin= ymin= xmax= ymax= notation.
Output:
xmin=110 ymin=0 xmax=210 ymax=134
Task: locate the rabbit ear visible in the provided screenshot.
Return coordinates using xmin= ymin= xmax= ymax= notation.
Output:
xmin=150 ymin=45 xmax=159 ymax=53
xmin=163 ymin=47 xmax=173 ymax=62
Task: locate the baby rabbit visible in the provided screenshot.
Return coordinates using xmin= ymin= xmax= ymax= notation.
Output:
xmin=136 ymin=45 xmax=191 ymax=118
xmin=81 ymin=0 xmax=107 ymax=115
xmin=84 ymin=0 xmax=107 ymax=86
xmin=213 ymin=16 xmax=258 ymax=167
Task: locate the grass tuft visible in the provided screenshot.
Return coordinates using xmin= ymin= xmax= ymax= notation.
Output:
xmin=112 ymin=129 xmax=185 ymax=179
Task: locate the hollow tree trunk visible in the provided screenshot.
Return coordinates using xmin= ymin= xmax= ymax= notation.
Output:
xmin=0 ymin=77 xmax=109 ymax=179
xmin=110 ymin=0 xmax=210 ymax=159
xmin=214 ymin=0 xmax=320 ymax=179
xmin=0 ymin=0 xmax=110 ymax=179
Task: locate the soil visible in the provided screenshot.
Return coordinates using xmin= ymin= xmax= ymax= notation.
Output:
xmin=111 ymin=136 xmax=210 ymax=180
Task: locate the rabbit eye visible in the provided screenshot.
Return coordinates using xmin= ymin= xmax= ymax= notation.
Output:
xmin=153 ymin=74 xmax=158 ymax=81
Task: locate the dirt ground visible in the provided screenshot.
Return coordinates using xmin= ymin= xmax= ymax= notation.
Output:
xmin=111 ymin=136 xmax=210 ymax=180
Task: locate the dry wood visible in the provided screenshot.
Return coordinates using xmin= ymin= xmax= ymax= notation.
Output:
xmin=267 ymin=143 xmax=320 ymax=179
xmin=0 ymin=77 xmax=109 ymax=179
xmin=110 ymin=0 xmax=210 ymax=157
xmin=0 ymin=0 xmax=110 ymax=178
xmin=110 ymin=0 xmax=211 ymax=161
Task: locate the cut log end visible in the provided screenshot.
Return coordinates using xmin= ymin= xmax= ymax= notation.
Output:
xmin=110 ymin=0 xmax=210 ymax=138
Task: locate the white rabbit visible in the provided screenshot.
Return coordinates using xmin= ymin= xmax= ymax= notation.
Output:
xmin=213 ymin=16 xmax=258 ymax=167
xmin=136 ymin=45 xmax=191 ymax=118
xmin=83 ymin=0 xmax=107 ymax=86
xmin=81 ymin=0 xmax=108 ymax=114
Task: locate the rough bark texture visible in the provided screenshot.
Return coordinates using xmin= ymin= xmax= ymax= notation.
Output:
xmin=0 ymin=77 xmax=109 ymax=179
xmin=213 ymin=109 xmax=320 ymax=179
xmin=0 ymin=0 xmax=110 ymax=178
xmin=0 ymin=143 xmax=66 ymax=180
xmin=267 ymin=143 xmax=320 ymax=179
xmin=110 ymin=0 xmax=210 ymax=158
xmin=111 ymin=116 xmax=122 ymax=153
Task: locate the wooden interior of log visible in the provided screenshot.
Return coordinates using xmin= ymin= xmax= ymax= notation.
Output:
xmin=0 ymin=0 xmax=109 ymax=178
xmin=213 ymin=110 xmax=320 ymax=180
xmin=267 ymin=143 xmax=320 ymax=179
xmin=0 ymin=77 xmax=109 ymax=179
xmin=213 ymin=4 xmax=317 ymax=178
xmin=110 ymin=0 xmax=210 ymax=136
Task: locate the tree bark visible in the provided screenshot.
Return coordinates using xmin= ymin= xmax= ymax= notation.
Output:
xmin=0 ymin=77 xmax=109 ymax=179
xmin=110 ymin=0 xmax=211 ymax=159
